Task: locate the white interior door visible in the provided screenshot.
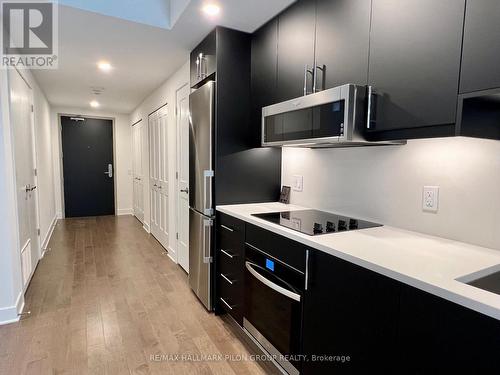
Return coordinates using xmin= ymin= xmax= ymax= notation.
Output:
xmin=9 ymin=69 xmax=40 ymax=288
xmin=132 ymin=121 xmax=144 ymax=222
xmin=176 ymin=84 xmax=191 ymax=273
xmin=149 ymin=106 xmax=169 ymax=249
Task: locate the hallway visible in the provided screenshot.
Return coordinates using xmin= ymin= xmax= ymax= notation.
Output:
xmin=0 ymin=216 xmax=266 ymax=375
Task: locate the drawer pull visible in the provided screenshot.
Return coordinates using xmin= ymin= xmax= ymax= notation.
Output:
xmin=220 ymin=249 xmax=235 ymax=259
xmin=220 ymin=297 xmax=233 ymax=310
xmin=220 ymin=224 xmax=234 ymax=232
xmin=220 ymin=273 xmax=234 ymax=285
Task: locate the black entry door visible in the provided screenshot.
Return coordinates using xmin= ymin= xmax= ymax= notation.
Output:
xmin=61 ymin=116 xmax=115 ymax=217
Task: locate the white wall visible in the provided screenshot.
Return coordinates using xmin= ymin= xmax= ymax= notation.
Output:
xmin=130 ymin=60 xmax=190 ymax=258
xmin=50 ymin=107 xmax=133 ymax=217
xmin=282 ymin=137 xmax=500 ymax=250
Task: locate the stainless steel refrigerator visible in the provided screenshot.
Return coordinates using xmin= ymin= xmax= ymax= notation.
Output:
xmin=188 ymin=81 xmax=215 ymax=310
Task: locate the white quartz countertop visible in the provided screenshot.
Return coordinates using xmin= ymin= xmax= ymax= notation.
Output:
xmin=217 ymin=202 xmax=500 ymax=320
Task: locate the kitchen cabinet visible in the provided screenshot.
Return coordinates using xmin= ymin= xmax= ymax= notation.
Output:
xmin=250 ymin=18 xmax=278 ymax=137
xmin=190 ymin=30 xmax=216 ymax=88
xmin=314 ymin=0 xmax=371 ymax=90
xmin=301 ymin=249 xmax=400 ymax=374
xmin=397 ymin=285 xmax=500 ymax=373
xmin=276 ymin=0 xmax=316 ymax=102
xmin=215 ymin=212 xmax=246 ymax=325
xmin=366 ymin=0 xmax=465 ymax=139
xmin=460 ymin=0 xmax=500 ymax=94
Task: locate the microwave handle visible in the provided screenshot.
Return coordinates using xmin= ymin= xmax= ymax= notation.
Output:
xmin=366 ymin=85 xmax=377 ymax=129
xmin=245 ymin=261 xmax=301 ymax=302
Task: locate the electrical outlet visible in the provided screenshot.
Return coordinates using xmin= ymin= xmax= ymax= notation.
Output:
xmin=292 ymin=175 xmax=303 ymax=192
xmin=422 ymin=186 xmax=439 ymax=212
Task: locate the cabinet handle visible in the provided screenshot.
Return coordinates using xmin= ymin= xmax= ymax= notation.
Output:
xmin=196 ymin=57 xmax=200 ymax=79
xmin=220 ymin=224 xmax=234 ymax=232
xmin=220 ymin=249 xmax=234 ymax=259
xmin=305 ymin=249 xmax=310 ymax=291
xmin=220 ymin=273 xmax=234 ymax=285
xmin=220 ymin=297 xmax=233 ymax=310
xmin=313 ymin=64 xmax=325 ymax=93
xmin=303 ymin=65 xmax=314 ymax=96
xmin=366 ymin=85 xmax=377 ymax=130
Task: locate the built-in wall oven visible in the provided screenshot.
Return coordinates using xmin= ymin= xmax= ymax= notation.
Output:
xmin=243 ymin=243 xmax=306 ymax=375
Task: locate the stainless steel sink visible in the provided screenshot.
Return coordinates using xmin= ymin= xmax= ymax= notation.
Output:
xmin=457 ymin=264 xmax=500 ymax=296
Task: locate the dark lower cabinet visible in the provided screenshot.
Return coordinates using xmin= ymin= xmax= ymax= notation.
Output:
xmin=398 ymin=285 xmax=500 ymax=374
xmin=301 ymin=250 xmax=400 ymax=374
xmin=276 ymin=0 xmax=316 ymax=102
xmin=367 ymin=0 xmax=465 ymax=139
xmin=315 ymin=0 xmax=371 ymax=90
xmin=216 ymin=213 xmax=245 ymax=325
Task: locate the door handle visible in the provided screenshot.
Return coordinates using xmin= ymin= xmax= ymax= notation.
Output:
xmin=245 ymin=261 xmax=301 ymax=302
xmin=313 ymin=64 xmax=325 ymax=93
xmin=303 ymin=64 xmax=314 ymax=96
xmin=203 ymin=218 xmax=213 ymax=263
xmin=104 ymin=164 xmax=113 ymax=178
xmin=30 ymin=185 xmax=37 ymax=191
xmin=180 ymin=188 xmax=189 ymax=194
xmin=203 ymin=169 xmax=214 ymax=216
xmin=366 ymin=85 xmax=377 ymax=130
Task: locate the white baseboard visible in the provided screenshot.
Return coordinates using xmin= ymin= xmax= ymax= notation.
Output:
xmin=167 ymin=246 xmax=177 ymax=264
xmin=0 ymin=290 xmax=24 ymax=325
xmin=41 ymin=215 xmax=57 ymax=254
xmin=56 ymin=211 xmax=63 ymax=219
xmin=117 ymin=208 xmax=133 ymax=216
xmin=143 ymin=223 xmax=150 ymax=233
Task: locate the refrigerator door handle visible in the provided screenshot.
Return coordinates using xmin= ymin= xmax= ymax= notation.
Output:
xmin=203 ymin=218 xmax=213 ymax=263
xmin=203 ymin=169 xmax=214 ymax=216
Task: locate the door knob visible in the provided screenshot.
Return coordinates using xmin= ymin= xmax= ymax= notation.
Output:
xmin=180 ymin=188 xmax=189 ymax=194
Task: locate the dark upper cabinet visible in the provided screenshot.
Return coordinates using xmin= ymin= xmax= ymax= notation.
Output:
xmin=460 ymin=0 xmax=500 ymax=94
xmin=250 ymin=18 xmax=278 ymax=136
xmin=315 ymin=0 xmax=371 ymax=90
xmin=276 ymin=0 xmax=316 ymax=102
xmin=302 ymin=250 xmax=400 ymax=374
xmin=367 ymin=0 xmax=465 ymax=137
xmin=190 ymin=30 xmax=216 ymax=88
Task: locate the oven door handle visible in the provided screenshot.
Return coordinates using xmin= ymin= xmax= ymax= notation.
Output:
xmin=245 ymin=261 xmax=301 ymax=302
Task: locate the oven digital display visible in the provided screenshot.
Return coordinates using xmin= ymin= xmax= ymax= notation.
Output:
xmin=265 ymin=259 xmax=275 ymax=272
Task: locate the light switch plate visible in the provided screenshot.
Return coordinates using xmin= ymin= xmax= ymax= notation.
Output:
xmin=292 ymin=175 xmax=303 ymax=192
xmin=422 ymin=186 xmax=439 ymax=212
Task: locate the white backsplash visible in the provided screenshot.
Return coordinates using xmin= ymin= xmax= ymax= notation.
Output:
xmin=282 ymin=137 xmax=500 ymax=250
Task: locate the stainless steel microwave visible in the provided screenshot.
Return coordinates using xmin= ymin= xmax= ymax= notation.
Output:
xmin=261 ymin=84 xmax=405 ymax=147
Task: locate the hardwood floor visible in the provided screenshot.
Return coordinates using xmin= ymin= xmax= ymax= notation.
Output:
xmin=0 ymin=216 xmax=268 ymax=375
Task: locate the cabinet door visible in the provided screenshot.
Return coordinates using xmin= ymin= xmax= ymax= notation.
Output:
xmin=367 ymin=0 xmax=464 ymax=133
xmin=251 ymin=18 xmax=278 ymax=133
xmin=460 ymin=0 xmax=500 ymax=93
xmin=190 ymin=30 xmax=216 ymax=88
xmin=302 ymin=250 xmax=400 ymax=374
xmin=276 ymin=0 xmax=316 ymax=102
xmin=315 ymin=0 xmax=371 ymax=90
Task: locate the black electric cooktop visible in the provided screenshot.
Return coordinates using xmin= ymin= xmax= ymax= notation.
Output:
xmin=252 ymin=209 xmax=382 ymax=236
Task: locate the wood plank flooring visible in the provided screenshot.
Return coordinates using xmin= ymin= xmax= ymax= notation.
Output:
xmin=0 ymin=216 xmax=268 ymax=375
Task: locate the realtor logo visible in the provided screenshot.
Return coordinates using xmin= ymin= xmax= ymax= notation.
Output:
xmin=1 ymin=0 xmax=58 ymax=69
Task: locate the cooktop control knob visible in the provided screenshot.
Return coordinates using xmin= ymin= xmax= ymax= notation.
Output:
xmin=313 ymin=223 xmax=323 ymax=233
xmin=326 ymin=221 xmax=336 ymax=232
xmin=349 ymin=219 xmax=358 ymax=229
xmin=338 ymin=220 xmax=347 ymax=231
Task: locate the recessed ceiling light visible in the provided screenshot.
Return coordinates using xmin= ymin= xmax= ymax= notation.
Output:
xmin=202 ymin=3 xmax=220 ymax=17
xmin=90 ymin=100 xmax=100 ymax=108
xmin=97 ymin=61 xmax=112 ymax=72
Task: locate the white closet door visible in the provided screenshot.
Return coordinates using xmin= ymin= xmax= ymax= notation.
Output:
xmin=149 ymin=106 xmax=169 ymax=249
xmin=9 ymin=69 xmax=40 ymax=288
xmin=132 ymin=122 xmax=144 ymax=222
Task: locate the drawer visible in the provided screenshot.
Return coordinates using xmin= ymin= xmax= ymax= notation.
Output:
xmin=218 ymin=213 xmax=245 ymax=242
xmin=217 ymin=273 xmax=243 ymax=325
xmin=246 ymin=223 xmax=307 ymax=273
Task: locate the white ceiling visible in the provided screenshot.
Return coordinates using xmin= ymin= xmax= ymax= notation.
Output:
xmin=33 ymin=0 xmax=294 ymax=114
